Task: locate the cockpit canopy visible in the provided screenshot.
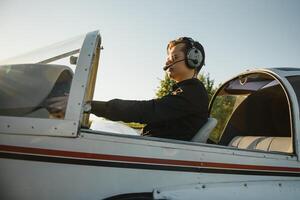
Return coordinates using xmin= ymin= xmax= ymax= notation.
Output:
xmin=209 ymin=72 xmax=292 ymax=151
xmin=0 ymin=64 xmax=73 ymax=118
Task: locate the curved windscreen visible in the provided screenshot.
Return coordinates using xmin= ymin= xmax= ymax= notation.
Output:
xmin=210 ymin=73 xmax=291 ymax=149
xmin=0 ymin=64 xmax=73 ymax=119
xmin=0 ymin=35 xmax=85 ymax=68
xmin=0 ymin=34 xmax=86 ymax=120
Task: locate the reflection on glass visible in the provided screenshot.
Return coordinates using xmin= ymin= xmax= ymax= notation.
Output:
xmin=0 ymin=64 xmax=73 ymax=119
xmin=210 ymin=73 xmax=291 ymax=151
xmin=0 ymin=34 xmax=84 ymax=119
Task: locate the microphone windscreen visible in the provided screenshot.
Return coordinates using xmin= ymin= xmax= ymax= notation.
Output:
xmin=163 ymin=64 xmax=171 ymax=71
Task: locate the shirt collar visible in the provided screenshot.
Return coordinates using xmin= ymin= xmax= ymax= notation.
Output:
xmin=172 ymin=78 xmax=199 ymax=90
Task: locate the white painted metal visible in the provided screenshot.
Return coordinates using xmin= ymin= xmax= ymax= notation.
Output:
xmin=0 ymin=130 xmax=299 ymax=199
xmin=65 ymin=31 xmax=101 ymax=128
xmin=154 ymin=180 xmax=300 ymax=200
xmin=0 ymin=116 xmax=77 ymax=136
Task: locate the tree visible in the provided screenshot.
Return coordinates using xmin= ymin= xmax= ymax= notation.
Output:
xmin=209 ymin=95 xmax=236 ymax=142
xmin=155 ymin=74 xmax=176 ymax=98
xmin=197 ymin=73 xmax=219 ymax=101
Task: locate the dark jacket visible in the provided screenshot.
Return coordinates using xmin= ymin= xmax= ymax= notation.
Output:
xmin=91 ymin=78 xmax=208 ymax=141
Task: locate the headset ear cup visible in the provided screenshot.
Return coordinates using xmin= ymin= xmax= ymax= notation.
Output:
xmin=187 ymin=48 xmax=203 ymax=69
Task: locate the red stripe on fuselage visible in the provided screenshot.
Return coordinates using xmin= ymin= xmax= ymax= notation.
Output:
xmin=0 ymin=144 xmax=299 ymax=173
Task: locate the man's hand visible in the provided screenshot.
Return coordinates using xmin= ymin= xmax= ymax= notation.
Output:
xmin=46 ymin=95 xmax=69 ymax=113
xmin=83 ymin=101 xmax=92 ymax=113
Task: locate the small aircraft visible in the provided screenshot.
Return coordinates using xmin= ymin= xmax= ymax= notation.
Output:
xmin=0 ymin=31 xmax=300 ymax=200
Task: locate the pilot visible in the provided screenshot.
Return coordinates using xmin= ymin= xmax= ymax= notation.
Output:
xmin=86 ymin=37 xmax=209 ymax=141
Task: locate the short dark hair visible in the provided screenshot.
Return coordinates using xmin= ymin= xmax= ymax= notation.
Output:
xmin=167 ymin=37 xmax=205 ymax=72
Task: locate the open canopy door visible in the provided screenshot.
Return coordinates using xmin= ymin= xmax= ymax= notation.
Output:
xmin=0 ymin=30 xmax=102 ymax=137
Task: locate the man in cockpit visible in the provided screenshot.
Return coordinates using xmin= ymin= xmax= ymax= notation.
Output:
xmin=85 ymin=37 xmax=209 ymax=141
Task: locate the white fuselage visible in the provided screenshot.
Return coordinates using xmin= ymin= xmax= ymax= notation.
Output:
xmin=1 ymin=130 xmax=300 ymax=200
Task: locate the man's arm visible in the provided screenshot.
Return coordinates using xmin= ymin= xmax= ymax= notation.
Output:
xmin=91 ymin=94 xmax=198 ymax=124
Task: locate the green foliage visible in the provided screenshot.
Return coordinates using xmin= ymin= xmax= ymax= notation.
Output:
xmin=197 ymin=73 xmax=218 ymax=101
xmin=156 ymin=74 xmax=176 ymax=98
xmin=209 ymin=95 xmax=236 ymax=142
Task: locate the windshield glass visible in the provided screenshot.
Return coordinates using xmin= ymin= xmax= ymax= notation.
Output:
xmin=0 ymin=64 xmax=73 ymax=119
xmin=0 ymin=34 xmax=85 ymax=72
xmin=0 ymin=35 xmax=84 ymax=119
xmin=210 ymin=73 xmax=291 ymax=147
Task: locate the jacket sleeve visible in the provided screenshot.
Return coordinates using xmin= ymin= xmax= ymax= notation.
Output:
xmin=91 ymin=93 xmax=199 ymax=124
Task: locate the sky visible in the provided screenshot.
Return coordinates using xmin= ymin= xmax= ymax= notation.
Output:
xmin=0 ymin=0 xmax=300 ymax=101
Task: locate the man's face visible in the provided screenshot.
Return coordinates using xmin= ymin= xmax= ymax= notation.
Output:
xmin=165 ymin=43 xmax=195 ymax=82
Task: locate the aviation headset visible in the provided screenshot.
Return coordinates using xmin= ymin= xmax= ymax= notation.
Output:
xmin=164 ymin=37 xmax=205 ymax=72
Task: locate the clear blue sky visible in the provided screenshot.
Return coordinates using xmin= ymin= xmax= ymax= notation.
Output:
xmin=0 ymin=0 xmax=299 ymax=101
